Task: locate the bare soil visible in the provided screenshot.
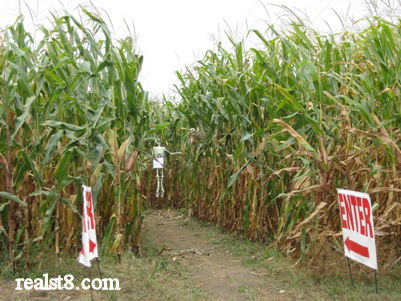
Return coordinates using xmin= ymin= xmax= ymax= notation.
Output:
xmin=144 ymin=209 xmax=307 ymax=301
xmin=4 ymin=209 xmax=396 ymax=300
xmin=1 ymin=209 xmax=308 ymax=301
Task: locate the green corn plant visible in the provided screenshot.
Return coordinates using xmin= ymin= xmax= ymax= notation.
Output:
xmin=169 ymin=17 xmax=401 ymax=263
xmin=0 ymin=9 xmax=162 ymax=271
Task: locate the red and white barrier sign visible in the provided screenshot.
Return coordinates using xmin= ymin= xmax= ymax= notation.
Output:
xmin=337 ymin=189 xmax=377 ymax=270
xmin=78 ymin=185 xmax=98 ymax=267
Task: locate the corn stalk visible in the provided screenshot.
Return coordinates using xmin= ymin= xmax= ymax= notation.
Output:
xmin=0 ymin=9 xmax=160 ymax=270
xmin=170 ymin=18 xmax=401 ymax=263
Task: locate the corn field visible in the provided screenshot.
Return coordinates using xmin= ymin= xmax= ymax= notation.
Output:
xmin=0 ymin=9 xmax=164 ymax=271
xmin=1 ymin=8 xmax=401 ymax=272
xmin=169 ymin=18 xmax=401 ymax=266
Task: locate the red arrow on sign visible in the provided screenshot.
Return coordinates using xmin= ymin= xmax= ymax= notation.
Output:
xmin=345 ymin=237 xmax=369 ymax=258
xmin=79 ymin=240 xmax=97 ymax=255
xmin=89 ymin=239 xmax=97 ymax=253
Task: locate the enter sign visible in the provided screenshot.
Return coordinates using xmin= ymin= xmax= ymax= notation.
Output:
xmin=337 ymin=189 xmax=377 ymax=270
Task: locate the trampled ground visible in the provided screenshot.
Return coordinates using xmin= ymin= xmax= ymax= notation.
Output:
xmin=1 ymin=209 xmax=400 ymax=300
xmin=144 ymin=210 xmax=307 ymax=300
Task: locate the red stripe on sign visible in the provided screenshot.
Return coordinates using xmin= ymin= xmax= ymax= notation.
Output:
xmin=344 ymin=194 xmax=355 ymax=232
xmin=338 ymin=194 xmax=348 ymax=229
xmin=362 ymin=198 xmax=374 ymax=238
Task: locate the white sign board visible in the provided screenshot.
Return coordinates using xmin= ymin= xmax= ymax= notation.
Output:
xmin=337 ymin=189 xmax=377 ymax=270
xmin=153 ymin=158 xmax=164 ymax=169
xmin=78 ymin=185 xmax=98 ymax=267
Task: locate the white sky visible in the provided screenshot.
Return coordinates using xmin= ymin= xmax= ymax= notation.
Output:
xmin=0 ymin=0 xmax=389 ymax=98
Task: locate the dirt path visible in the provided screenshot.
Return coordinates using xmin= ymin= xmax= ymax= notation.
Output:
xmin=1 ymin=209 xmax=309 ymax=301
xmin=3 ymin=209 xmax=394 ymax=300
xmin=144 ymin=210 xmax=306 ymax=301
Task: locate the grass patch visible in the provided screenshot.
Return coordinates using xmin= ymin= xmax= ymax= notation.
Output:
xmin=0 ymin=224 xmax=217 ymax=301
xmin=238 ymin=285 xmax=259 ymax=300
xmin=180 ymin=215 xmax=401 ymax=300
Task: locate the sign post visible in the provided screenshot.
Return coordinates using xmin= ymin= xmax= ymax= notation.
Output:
xmin=337 ymin=188 xmax=378 ymax=292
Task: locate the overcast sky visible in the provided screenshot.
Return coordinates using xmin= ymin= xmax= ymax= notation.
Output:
xmin=0 ymin=0 xmax=382 ymax=98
